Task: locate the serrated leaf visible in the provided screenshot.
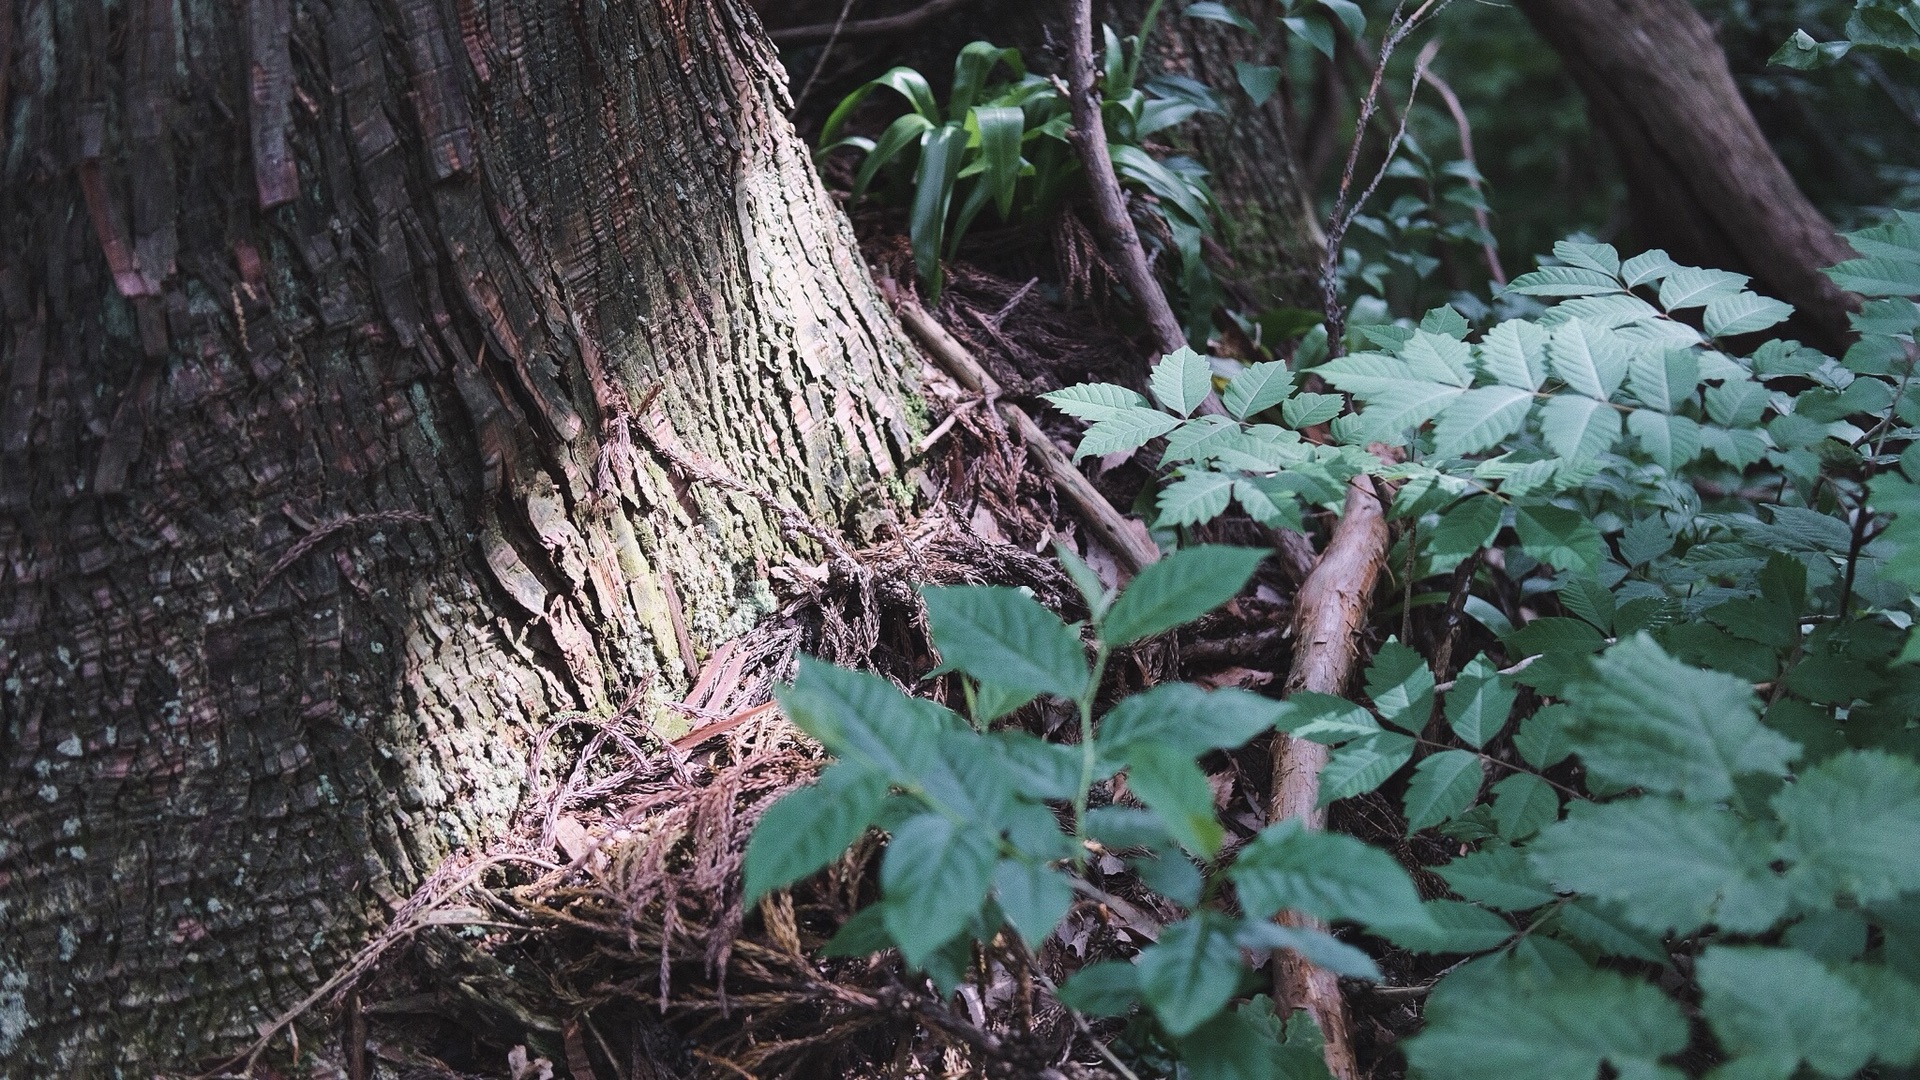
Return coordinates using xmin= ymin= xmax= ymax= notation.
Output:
xmin=1353 ymin=381 xmax=1468 ymax=442
xmin=1073 ymin=407 xmax=1184 ymax=459
xmin=1628 ymin=348 xmax=1699 ymax=413
xmin=1557 ymin=576 xmax=1614 ymax=632
xmin=1161 ymin=415 xmax=1243 ymax=465
xmin=744 ymin=762 xmax=888 ymax=904
xmin=1156 ymin=471 xmax=1236 ymax=527
xmin=1043 ymin=382 xmax=1155 ymax=422
xmin=1489 ymin=773 xmax=1558 ymax=840
xmin=1697 ymin=947 xmax=1876 ymax=1078
xmin=1318 ymin=730 xmax=1416 ymax=804
xmin=1125 ymin=742 xmax=1225 ymax=858
xmin=1827 ymin=255 xmax=1920 ymax=297
xmin=1222 ymin=360 xmax=1290 ymax=419
xmin=1659 ymin=267 xmax=1751 ymax=310
xmin=1282 ymin=391 xmax=1344 ymax=428
xmin=1705 ymin=292 xmax=1795 ymax=337
xmin=1627 ymin=409 xmax=1702 ymax=471
xmin=1399 ymin=330 xmax=1476 ymax=387
xmin=1427 ymin=497 xmax=1504 ymax=569
xmin=779 ymin=658 xmax=959 ymax=780
xmin=992 ymin=859 xmax=1074 ymax=946
xmin=1514 ymin=505 xmax=1606 ymax=574
xmin=1478 ymin=320 xmax=1550 ymax=390
xmin=1403 ymin=750 xmax=1485 ymax=831
xmin=1151 ymin=346 xmax=1214 ymax=417
xmin=1231 ymin=817 xmax=1433 ymax=927
xmin=1552 ymin=897 xmax=1670 ymax=964
xmin=1236 ymin=921 xmax=1382 ymax=980
xmin=1704 ymin=377 xmax=1769 ymax=427
xmin=1373 ymin=898 xmax=1516 ymax=954
xmin=923 ymin=586 xmax=1089 ymax=700
xmin=1365 ymin=638 xmax=1435 ymax=730
xmin=1445 ymin=654 xmax=1516 ymax=748
xmin=1513 ymin=704 xmax=1575 ymax=769
xmin=1508 ymin=265 xmax=1627 ymax=297
xmin=1274 ymin=691 xmax=1384 ymax=744
xmin=1434 ymin=386 xmax=1535 ymax=457
xmin=1553 ymin=240 xmax=1621 ymax=277
xmin=1548 ymin=320 xmax=1630 ymax=399
xmin=1056 ymin=961 xmax=1139 ymax=1016
xmin=1437 ymin=844 xmax=1558 ymax=911
xmin=1563 ymin=634 xmax=1800 ymax=801
xmin=1102 ymin=544 xmax=1266 ymax=646
xmin=1100 ymin=682 xmax=1288 ymax=758
xmin=1539 ymin=394 xmax=1623 ymax=461
xmin=1406 ymin=956 xmax=1689 ymax=1080
xmin=1620 ymin=248 xmax=1678 ymax=286
xmin=1774 ymin=750 xmax=1920 ymax=906
xmin=881 ymin=813 xmax=998 ymax=966
xmin=1137 ymin=913 xmax=1243 ymax=1036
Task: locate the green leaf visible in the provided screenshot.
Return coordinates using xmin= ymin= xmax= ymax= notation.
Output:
xmin=1406 ymin=956 xmax=1689 ymax=1080
xmin=1319 ymin=0 xmax=1366 ymax=35
xmin=1222 ymin=360 xmax=1290 ymax=419
xmin=1403 ymin=750 xmax=1485 ymax=832
xmin=1352 ymin=381 xmax=1468 ymax=443
xmin=1827 ymin=255 xmax=1920 ymax=297
xmin=1557 ymin=576 xmax=1614 ymax=633
xmin=1099 ymin=682 xmax=1288 ymax=758
xmin=744 ymin=762 xmax=888 ymax=904
xmin=1185 ymin=1 xmax=1256 ymax=32
xmin=1513 ymin=703 xmax=1575 ymax=769
xmin=1056 ymin=960 xmax=1139 ymax=1016
xmin=909 ymin=123 xmax=968 ymax=299
xmin=950 ymin=41 xmax=1022 ymax=117
xmin=1774 ymin=750 xmax=1920 ymax=906
xmin=1436 ymin=844 xmax=1557 ymax=911
xmin=1553 ymin=240 xmax=1622 ymax=277
xmin=1539 ymin=394 xmax=1622 ymax=461
xmin=822 ymin=904 xmax=891 ymax=957
xmin=1273 ymin=691 xmax=1384 ymax=744
xmin=1400 ymin=329 xmax=1477 ymax=386
xmin=1514 ymin=505 xmax=1606 ymax=574
xmin=1697 ymin=947 xmax=1875 ymax=1079
xmin=1705 ymin=377 xmax=1769 ymax=427
xmin=1445 ymin=654 xmax=1516 ymax=748
xmin=1125 ymin=742 xmax=1225 ymax=858
xmin=1043 ymin=383 xmax=1154 ymax=422
xmin=923 ymin=585 xmax=1089 ymax=700
xmin=1281 ymin=13 xmax=1336 ymax=58
xmin=1705 ymin=292 xmax=1795 ymax=337
xmin=1428 ymin=497 xmax=1504 ymax=568
xmin=1478 ymin=320 xmax=1549 ymax=390
xmin=1507 ymin=265 xmax=1626 ymax=298
xmin=1102 ymin=544 xmax=1266 ymax=646
xmin=1157 ymin=471 xmax=1236 ymax=527
xmin=992 ymin=859 xmax=1074 ymax=946
xmin=1233 ymin=61 xmax=1282 ymax=107
xmin=987 ymin=731 xmax=1085 ymax=801
xmin=1530 ymin=796 xmax=1788 ymax=935
xmin=1434 ymin=386 xmax=1534 ymax=457
xmin=1659 ymin=267 xmax=1751 ymax=310
xmin=972 ymin=105 xmax=1026 ymax=219
xmin=880 ymin=813 xmax=998 ymax=967
xmin=1072 ymin=407 xmax=1184 ymax=460
xmin=1628 ymin=348 xmax=1698 ymax=412
xmin=1564 ymin=635 xmax=1800 ymax=802
xmin=1548 ymin=320 xmax=1629 ymax=399
xmin=1365 ymin=638 xmax=1435 ymax=730
xmin=1137 ymin=913 xmax=1244 ymax=1037
xmin=1151 ymin=346 xmax=1215 ymax=417
xmin=1620 ymin=248 xmax=1678 ymax=286
xmin=1231 ymin=817 xmax=1433 ymax=927
xmin=1373 ymin=898 xmax=1516 ymax=954
xmin=821 ymin=66 xmax=939 ymax=147
xmin=779 ymin=659 xmax=957 ymax=779
xmin=847 ymin=113 xmax=935 ymax=202
xmin=1771 ymin=28 xmax=1851 ymax=69
xmin=1236 ymin=921 xmax=1382 ymax=980
xmin=1318 ymin=730 xmax=1415 ymax=804
xmin=1489 ymin=774 xmax=1558 ymax=841
xmin=1627 ymin=410 xmax=1702 ymax=471
xmin=1551 ymin=898 xmax=1670 ymax=964
xmin=1282 ymin=391 xmax=1344 ymax=429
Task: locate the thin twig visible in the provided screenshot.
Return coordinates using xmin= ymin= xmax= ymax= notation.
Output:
xmin=793 ymin=0 xmax=858 ymax=110
xmin=1417 ymin=64 xmax=1505 ymax=284
xmin=768 ymin=0 xmax=971 ymax=45
xmin=1063 ymin=0 xmax=1188 ymax=358
xmin=1008 ymin=937 xmax=1142 ymax=1080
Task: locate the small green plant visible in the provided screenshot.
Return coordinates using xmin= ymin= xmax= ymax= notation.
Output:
xmin=817 ymin=32 xmax=1224 ymax=326
xmin=1773 ymin=0 xmax=1920 ymax=67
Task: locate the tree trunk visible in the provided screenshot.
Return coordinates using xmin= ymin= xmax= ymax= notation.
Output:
xmin=1515 ymin=0 xmax=1857 ymax=349
xmin=0 ymin=0 xmax=919 ymax=1072
xmin=1121 ymin=0 xmax=1328 ymax=312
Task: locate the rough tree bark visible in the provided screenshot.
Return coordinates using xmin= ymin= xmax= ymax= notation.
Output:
xmin=0 ymin=0 xmax=919 ymax=1071
xmin=1121 ymin=0 xmax=1327 ymax=312
xmin=1516 ymin=0 xmax=1858 ymax=349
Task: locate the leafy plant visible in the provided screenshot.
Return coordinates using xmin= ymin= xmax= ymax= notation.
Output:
xmin=1772 ymin=0 xmax=1920 ymax=68
xmin=817 ymin=30 xmax=1224 ymax=327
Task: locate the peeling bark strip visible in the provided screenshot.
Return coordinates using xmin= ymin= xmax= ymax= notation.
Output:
xmin=0 ymin=0 xmax=918 ymax=1069
xmin=247 ymin=0 xmax=299 ymax=207
xmin=1270 ymin=477 xmax=1390 ymax=1080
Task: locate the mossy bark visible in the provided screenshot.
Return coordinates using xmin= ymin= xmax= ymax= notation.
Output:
xmin=0 ymin=0 xmax=918 ymax=1072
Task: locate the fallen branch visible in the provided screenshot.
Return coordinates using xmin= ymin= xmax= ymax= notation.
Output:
xmin=1270 ymin=475 xmax=1392 ymax=1080
xmin=894 ymin=296 xmax=1163 ymax=575
xmin=767 ymin=0 xmax=971 ymax=45
xmin=1063 ymin=0 xmax=1188 ymax=359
